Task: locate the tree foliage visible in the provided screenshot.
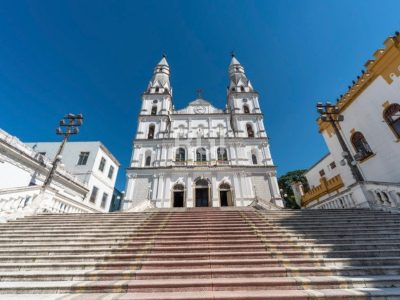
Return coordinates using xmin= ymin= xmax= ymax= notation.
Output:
xmin=278 ymin=169 xmax=309 ymax=209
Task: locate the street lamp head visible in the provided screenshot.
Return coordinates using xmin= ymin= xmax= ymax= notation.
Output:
xmin=316 ymin=102 xmax=323 ymax=108
xmin=72 ymin=127 xmax=79 ymax=134
xmin=66 ymin=113 xmax=75 ymax=119
xmin=326 ymin=101 xmax=332 ymax=107
xmin=56 ymin=128 xmax=62 ymax=135
xmin=76 ymin=113 xmax=83 ymax=119
xmin=317 ymin=107 xmax=324 ymax=114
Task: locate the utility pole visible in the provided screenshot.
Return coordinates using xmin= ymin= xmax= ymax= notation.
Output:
xmin=42 ymin=113 xmax=83 ymax=189
xmin=316 ymin=102 xmax=364 ymax=182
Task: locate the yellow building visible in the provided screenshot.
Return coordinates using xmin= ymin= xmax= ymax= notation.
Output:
xmin=303 ymin=32 xmax=400 ymax=211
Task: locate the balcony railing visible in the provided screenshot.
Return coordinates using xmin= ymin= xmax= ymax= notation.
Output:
xmin=0 ymin=186 xmax=101 ymax=222
xmin=172 ymin=160 xmax=231 ymax=167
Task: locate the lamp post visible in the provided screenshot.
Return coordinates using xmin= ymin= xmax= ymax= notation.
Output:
xmin=316 ymin=102 xmax=364 ymax=182
xmin=42 ymin=113 xmax=83 ymax=189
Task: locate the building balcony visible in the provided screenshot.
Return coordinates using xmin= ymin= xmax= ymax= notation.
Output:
xmin=172 ymin=160 xmax=231 ymax=167
xmin=302 ymin=174 xmax=344 ymax=207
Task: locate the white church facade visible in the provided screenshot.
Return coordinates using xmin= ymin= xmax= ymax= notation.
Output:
xmin=123 ymin=55 xmax=283 ymax=210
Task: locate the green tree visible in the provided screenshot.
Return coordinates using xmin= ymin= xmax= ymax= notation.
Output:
xmin=278 ymin=169 xmax=309 ymax=209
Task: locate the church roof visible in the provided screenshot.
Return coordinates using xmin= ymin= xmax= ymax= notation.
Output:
xmin=157 ymin=56 xmax=169 ymax=66
xmin=230 ymin=56 xmax=241 ymax=65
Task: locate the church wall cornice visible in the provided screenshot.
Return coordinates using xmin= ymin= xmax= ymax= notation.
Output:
xmin=133 ymin=136 xmax=269 ymax=145
xmin=126 ymin=165 xmax=277 ymax=172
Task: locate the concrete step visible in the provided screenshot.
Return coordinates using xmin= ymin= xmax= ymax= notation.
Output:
xmin=1 ymin=276 xmax=400 ymax=293
xmin=1 ymin=257 xmax=399 ymax=271
xmin=2 ymin=223 xmax=400 ymax=234
xmin=2 ymin=249 xmax=400 ymax=263
xmin=3 ymin=265 xmax=400 ymax=281
xmin=1 ymin=241 xmax=399 ymax=255
xmin=5 ymin=288 xmax=400 ymax=300
xmin=1 ymin=227 xmax=399 ymax=239
xmin=0 ymin=236 xmax=398 ymax=247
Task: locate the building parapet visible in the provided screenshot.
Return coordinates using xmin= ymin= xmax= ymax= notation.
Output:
xmin=302 ymin=174 xmax=344 ymax=207
xmin=0 ymin=129 xmax=86 ymax=189
xmin=318 ymin=33 xmax=400 ymax=133
xmin=305 ymin=181 xmax=400 ymax=212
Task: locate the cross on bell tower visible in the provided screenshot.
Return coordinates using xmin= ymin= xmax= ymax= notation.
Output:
xmin=196 ymin=88 xmax=203 ymax=99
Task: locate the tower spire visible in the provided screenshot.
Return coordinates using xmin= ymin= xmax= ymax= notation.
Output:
xmin=146 ymin=55 xmax=171 ymax=95
xmin=228 ymin=54 xmax=253 ymax=94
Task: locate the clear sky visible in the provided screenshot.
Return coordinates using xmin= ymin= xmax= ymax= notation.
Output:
xmin=0 ymin=0 xmax=399 ymax=190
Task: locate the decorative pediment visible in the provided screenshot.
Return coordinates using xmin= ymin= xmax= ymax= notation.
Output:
xmin=174 ymin=98 xmax=224 ymax=114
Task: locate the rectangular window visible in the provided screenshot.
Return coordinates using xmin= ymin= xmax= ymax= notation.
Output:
xmin=108 ymin=165 xmax=114 ymax=179
xmin=77 ymin=152 xmax=90 ymax=165
xmin=319 ymin=169 xmax=325 ymax=177
xmin=330 ymin=162 xmax=336 ymax=169
xmin=99 ymin=157 xmax=106 ymax=172
xmin=89 ymin=186 xmax=98 ymax=203
xmin=101 ymin=192 xmax=108 ymax=208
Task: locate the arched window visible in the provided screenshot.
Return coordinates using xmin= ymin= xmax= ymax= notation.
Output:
xmin=196 ymin=148 xmax=207 ymax=162
xmin=155 ymin=87 xmax=159 ymax=92
xmin=246 ymin=124 xmax=254 ymax=138
xmin=384 ymin=103 xmax=400 ymax=138
xmin=351 ymin=131 xmax=373 ymax=161
xmin=148 ymin=125 xmax=155 ymax=139
xmin=243 ymin=105 xmax=250 ymax=114
xmin=151 ymin=106 xmax=157 ymax=115
xmin=252 ymin=154 xmax=258 ymax=165
xmin=145 ymin=155 xmax=151 ymax=166
xmin=217 ymin=147 xmax=228 ymax=161
xmin=175 ymin=148 xmax=186 ymax=162
xmin=240 ymin=86 xmax=245 ymax=92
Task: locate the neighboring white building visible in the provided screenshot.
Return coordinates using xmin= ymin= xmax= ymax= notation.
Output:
xmin=303 ymin=33 xmax=400 ymax=211
xmin=123 ymin=55 xmax=283 ymax=210
xmin=0 ymin=129 xmax=102 ymax=221
xmin=27 ymin=141 xmax=120 ymax=212
xmin=304 ymin=153 xmax=341 ymax=189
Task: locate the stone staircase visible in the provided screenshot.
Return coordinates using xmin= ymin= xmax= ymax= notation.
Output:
xmin=1 ymin=207 xmax=400 ymax=299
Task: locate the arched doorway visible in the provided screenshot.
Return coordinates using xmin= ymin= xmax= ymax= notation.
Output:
xmin=172 ymin=184 xmax=185 ymax=207
xmin=219 ymin=183 xmax=233 ymax=207
xmin=194 ymin=178 xmax=210 ymax=207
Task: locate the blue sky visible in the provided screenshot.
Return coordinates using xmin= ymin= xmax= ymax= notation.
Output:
xmin=0 ymin=0 xmax=399 ymax=189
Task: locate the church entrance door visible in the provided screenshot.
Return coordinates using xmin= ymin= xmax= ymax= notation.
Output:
xmin=173 ymin=191 xmax=184 ymax=207
xmin=172 ymin=184 xmax=185 ymax=208
xmin=219 ymin=183 xmax=233 ymax=207
xmin=194 ymin=178 xmax=210 ymax=207
xmin=220 ymin=191 xmax=228 ymax=206
xmin=195 ymin=188 xmax=209 ymax=207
